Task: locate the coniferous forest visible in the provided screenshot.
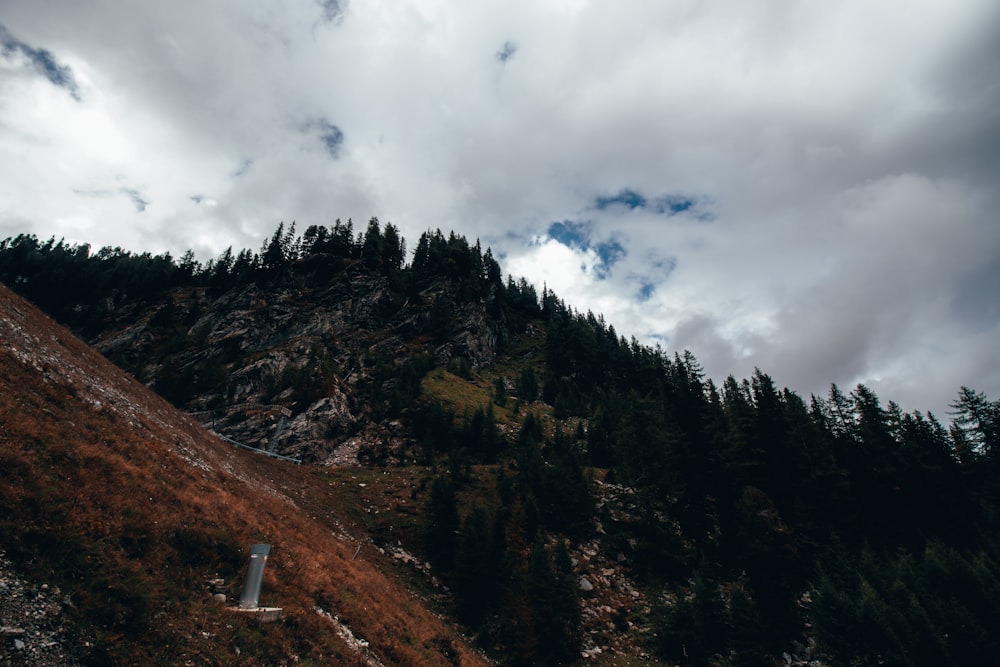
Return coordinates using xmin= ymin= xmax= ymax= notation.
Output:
xmin=2 ymin=222 xmax=999 ymax=667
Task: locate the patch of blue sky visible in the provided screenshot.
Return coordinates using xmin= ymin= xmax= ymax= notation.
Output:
xmin=628 ymin=255 xmax=676 ymax=301
xmin=592 ymin=188 xmax=711 ymax=219
xmin=496 ymin=41 xmax=517 ymax=63
xmin=121 ymin=188 xmax=149 ymax=212
xmin=594 ymin=189 xmax=646 ymax=210
xmin=593 ymin=239 xmax=625 ymax=273
xmin=547 ymin=220 xmax=589 ymax=248
xmin=0 ymin=24 xmax=80 ymax=100
xmin=318 ymin=120 xmax=344 ymax=158
xmin=651 ymin=195 xmax=694 ymax=215
xmin=316 ymin=0 xmax=346 ymax=23
xmin=546 ymin=220 xmax=625 ymax=280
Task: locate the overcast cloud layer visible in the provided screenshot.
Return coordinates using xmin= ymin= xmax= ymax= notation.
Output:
xmin=1 ymin=0 xmax=998 ymax=417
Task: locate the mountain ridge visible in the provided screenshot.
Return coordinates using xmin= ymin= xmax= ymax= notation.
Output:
xmin=2 ymin=223 xmax=999 ymax=667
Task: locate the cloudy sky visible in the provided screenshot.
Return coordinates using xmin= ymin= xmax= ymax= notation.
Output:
xmin=1 ymin=0 xmax=998 ymax=417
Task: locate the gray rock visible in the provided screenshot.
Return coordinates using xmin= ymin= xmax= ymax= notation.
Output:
xmin=90 ymin=275 xmax=511 ymax=464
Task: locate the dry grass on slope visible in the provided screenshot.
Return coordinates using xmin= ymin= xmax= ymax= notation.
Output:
xmin=0 ymin=284 xmax=485 ymax=667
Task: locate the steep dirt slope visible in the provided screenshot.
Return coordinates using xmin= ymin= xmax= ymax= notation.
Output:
xmin=0 ymin=283 xmax=486 ymax=666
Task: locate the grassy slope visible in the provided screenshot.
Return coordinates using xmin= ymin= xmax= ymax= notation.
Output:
xmin=0 ymin=283 xmax=486 ymax=667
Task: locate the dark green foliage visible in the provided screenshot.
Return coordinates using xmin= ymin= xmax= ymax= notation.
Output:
xmin=0 ymin=234 xmax=183 ymax=333
xmin=460 ymin=404 xmax=501 ymax=463
xmin=381 ymin=222 xmax=406 ymax=272
xmin=534 ymin=427 xmax=593 ymax=535
xmin=517 ymin=366 xmax=538 ymax=402
xmin=360 ymin=217 xmax=384 ymax=270
xmin=453 ymin=505 xmax=503 ymax=625
xmin=362 ymin=352 xmax=433 ymax=420
xmin=550 ymin=541 xmax=582 ymax=658
xmin=812 ymin=541 xmax=1000 ymax=666
xmin=429 ymin=295 xmax=455 ymax=342
xmin=493 ymin=375 xmax=507 ymax=406
xmin=411 ymin=401 xmax=457 ymax=462
xmin=950 ymin=387 xmax=1000 ymax=483
xmin=655 ymin=563 xmax=727 ymax=665
xmin=421 ymin=455 xmax=585 ymax=665
xmin=423 ymin=476 xmax=459 ymax=572
xmin=729 ymin=486 xmax=800 ymax=643
xmin=727 ymin=581 xmax=771 ymax=667
xmin=525 ymin=536 xmax=581 ymax=665
xmin=411 ymin=229 xmax=503 ymax=303
xmin=269 ymin=345 xmax=337 ymax=410
xmin=260 ymin=221 xmax=297 ymax=272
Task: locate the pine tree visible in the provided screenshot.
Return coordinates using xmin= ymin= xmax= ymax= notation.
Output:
xmin=453 ymin=504 xmax=501 ymax=625
xmin=360 ymin=217 xmax=383 ymax=269
xmin=424 ymin=477 xmax=459 ymax=571
xmin=381 ymin=222 xmax=405 ymax=272
xmin=951 ymin=387 xmax=1000 ymax=459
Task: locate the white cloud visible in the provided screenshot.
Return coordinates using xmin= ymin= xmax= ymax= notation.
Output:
xmin=1 ymin=0 xmax=997 ymax=416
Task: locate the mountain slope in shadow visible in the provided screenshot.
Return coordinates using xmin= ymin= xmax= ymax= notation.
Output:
xmin=0 ymin=283 xmax=484 ymax=667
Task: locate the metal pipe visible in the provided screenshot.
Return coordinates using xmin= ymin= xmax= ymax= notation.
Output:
xmin=214 ymin=433 xmax=302 ymax=464
xmin=238 ymin=544 xmax=271 ymax=610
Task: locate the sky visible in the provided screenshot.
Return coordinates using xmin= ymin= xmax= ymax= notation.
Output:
xmin=1 ymin=0 xmax=998 ymax=418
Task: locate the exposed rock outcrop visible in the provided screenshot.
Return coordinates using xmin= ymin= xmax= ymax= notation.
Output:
xmin=87 ymin=267 xmax=507 ymax=463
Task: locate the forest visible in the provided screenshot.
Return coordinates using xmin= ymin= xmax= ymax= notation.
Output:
xmin=2 ymin=222 xmax=998 ymax=667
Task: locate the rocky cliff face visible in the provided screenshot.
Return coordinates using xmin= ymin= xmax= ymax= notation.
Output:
xmin=89 ymin=265 xmax=507 ymax=463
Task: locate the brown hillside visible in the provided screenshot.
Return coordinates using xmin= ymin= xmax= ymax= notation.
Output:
xmin=0 ymin=283 xmax=487 ymax=666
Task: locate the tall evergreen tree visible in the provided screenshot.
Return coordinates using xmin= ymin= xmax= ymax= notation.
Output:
xmin=424 ymin=477 xmax=459 ymax=571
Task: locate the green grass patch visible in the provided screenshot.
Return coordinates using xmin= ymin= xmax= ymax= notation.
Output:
xmin=420 ymin=368 xmax=492 ymax=414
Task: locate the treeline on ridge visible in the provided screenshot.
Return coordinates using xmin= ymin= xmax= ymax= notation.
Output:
xmin=0 ymin=219 xmax=538 ymax=334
